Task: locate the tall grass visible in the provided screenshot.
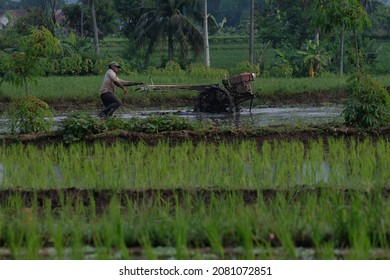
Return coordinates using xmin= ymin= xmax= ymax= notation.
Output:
xmin=2 ymin=73 xmax=390 ymax=105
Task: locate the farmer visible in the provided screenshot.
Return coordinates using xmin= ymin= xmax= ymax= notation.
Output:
xmin=98 ymin=61 xmax=144 ymax=118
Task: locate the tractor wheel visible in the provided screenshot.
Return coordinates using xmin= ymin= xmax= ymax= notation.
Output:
xmin=194 ymin=87 xmax=233 ymax=113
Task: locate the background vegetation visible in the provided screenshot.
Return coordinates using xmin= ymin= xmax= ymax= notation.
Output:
xmin=1 ymin=0 xmax=390 ymax=76
xmin=0 ymin=0 xmax=389 ymax=130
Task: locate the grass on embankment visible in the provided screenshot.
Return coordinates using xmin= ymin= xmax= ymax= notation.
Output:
xmin=1 ymin=74 xmax=390 ymax=110
xmin=0 ymin=74 xmax=362 ymax=101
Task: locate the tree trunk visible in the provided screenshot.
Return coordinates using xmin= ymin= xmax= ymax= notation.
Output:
xmin=315 ymin=30 xmax=319 ymax=45
xmin=81 ymin=8 xmax=84 ymax=38
xmin=249 ymin=0 xmax=254 ymax=64
xmin=168 ymin=28 xmax=174 ymax=61
xmin=203 ymin=0 xmax=210 ymax=67
xmin=90 ymin=0 xmax=100 ymax=56
xmin=47 ymin=0 xmax=57 ymax=33
xmin=340 ymin=24 xmax=345 ymax=75
xmin=24 ymin=76 xmax=28 ymax=96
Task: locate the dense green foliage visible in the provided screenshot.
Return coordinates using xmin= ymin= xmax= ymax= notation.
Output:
xmin=133 ymin=0 xmax=203 ymax=66
xmin=61 ymin=113 xmax=104 ymax=143
xmin=60 ymin=113 xmax=202 ymax=143
xmin=2 ymin=0 xmax=390 ymax=76
xmin=2 ymin=26 xmax=60 ymax=95
xmin=6 ymin=96 xmax=54 ymax=133
xmin=343 ymin=74 xmax=390 ymax=128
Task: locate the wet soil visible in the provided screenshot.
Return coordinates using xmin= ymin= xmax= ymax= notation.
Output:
xmin=1 ymin=126 xmax=390 ymax=147
xmin=1 ymin=187 xmax=389 ymax=211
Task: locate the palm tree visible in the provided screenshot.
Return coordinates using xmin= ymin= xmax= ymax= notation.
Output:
xmin=89 ymin=0 xmax=100 ymax=55
xmin=203 ymin=0 xmax=210 ymax=67
xmin=134 ymin=0 xmax=203 ymax=65
xmin=249 ymin=0 xmax=254 ymax=64
xmin=297 ymin=40 xmax=330 ymax=77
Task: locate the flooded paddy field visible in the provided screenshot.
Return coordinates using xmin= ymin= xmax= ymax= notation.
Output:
xmin=0 ymin=105 xmax=343 ymax=133
xmin=1 ymin=100 xmax=389 ymax=260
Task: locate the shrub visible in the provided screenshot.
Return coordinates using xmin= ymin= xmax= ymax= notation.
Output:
xmin=342 ymin=74 xmax=390 ymax=129
xmin=0 ymin=51 xmax=11 ymax=76
xmin=93 ymin=58 xmax=134 ymax=75
xmin=81 ymin=58 xmax=94 ymax=75
xmin=187 ymin=64 xmax=229 ymax=80
xmin=6 ymin=96 xmax=54 ymax=133
xmin=163 ymin=61 xmax=185 ymax=76
xmin=230 ymin=60 xmax=260 ymax=76
xmin=104 ymin=117 xmax=131 ymax=130
xmin=269 ymin=63 xmax=294 ymax=78
xmin=58 ymin=53 xmax=83 ymax=75
xmin=146 ymin=61 xmax=185 ymax=77
xmin=61 ymin=113 xmax=104 ymax=143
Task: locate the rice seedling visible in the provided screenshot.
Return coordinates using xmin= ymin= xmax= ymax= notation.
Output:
xmin=0 ymin=137 xmax=390 ymax=259
xmin=0 ymin=138 xmax=389 ymax=190
xmin=0 ymin=187 xmax=389 ymax=259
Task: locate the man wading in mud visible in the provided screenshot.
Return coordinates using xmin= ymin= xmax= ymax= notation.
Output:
xmin=98 ymin=61 xmax=144 ymax=119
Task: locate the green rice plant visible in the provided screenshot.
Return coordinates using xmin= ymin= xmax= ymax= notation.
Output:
xmin=235 ymin=213 xmax=255 ymax=260
xmin=140 ymin=234 xmax=157 ymax=260
xmin=369 ymin=195 xmax=390 ymax=250
xmin=50 ymin=221 xmax=65 ymax=260
xmin=345 ymin=195 xmax=371 ymax=260
xmin=108 ymin=196 xmax=129 ymax=259
xmin=25 ymin=215 xmax=41 ymax=260
xmin=304 ymin=139 xmax=326 ymax=186
xmin=69 ymin=219 xmax=84 ymax=260
xmin=2 ymin=186 xmax=390 ymax=260
xmin=5 ymin=223 xmax=24 ymax=259
xmin=316 ymin=242 xmax=336 ymax=260
xmin=257 ymin=141 xmax=273 ymax=188
xmin=174 ymin=211 xmax=189 ymax=260
xmin=202 ymin=195 xmax=226 ymax=258
xmin=376 ymin=139 xmax=390 ymax=186
xmin=327 ymin=138 xmax=348 ymax=187
xmin=204 ymin=220 xmax=225 ymax=259
xmin=0 ymin=139 xmax=389 ymax=190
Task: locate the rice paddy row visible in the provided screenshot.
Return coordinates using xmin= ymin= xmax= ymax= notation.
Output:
xmin=1 ymin=137 xmax=389 ymax=259
xmin=0 ymin=188 xmax=389 ymax=260
xmin=0 ymin=138 xmax=389 ymax=190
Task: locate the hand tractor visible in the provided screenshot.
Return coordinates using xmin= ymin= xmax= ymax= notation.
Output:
xmin=143 ymin=72 xmax=256 ymax=113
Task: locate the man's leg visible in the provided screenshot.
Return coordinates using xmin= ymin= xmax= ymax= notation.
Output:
xmin=99 ymin=92 xmax=122 ymax=118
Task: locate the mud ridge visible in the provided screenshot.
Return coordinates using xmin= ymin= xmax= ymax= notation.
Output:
xmin=1 ymin=187 xmax=390 ymax=210
xmin=1 ymin=126 xmax=389 ymax=146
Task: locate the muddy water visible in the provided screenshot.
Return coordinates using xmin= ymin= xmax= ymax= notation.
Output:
xmin=184 ymin=106 xmax=343 ymax=127
xmin=0 ymin=106 xmax=342 ymax=133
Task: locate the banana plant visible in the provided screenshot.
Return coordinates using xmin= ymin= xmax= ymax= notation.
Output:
xmin=297 ymin=40 xmax=331 ymax=77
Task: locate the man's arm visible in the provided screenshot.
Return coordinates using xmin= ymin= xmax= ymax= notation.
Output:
xmin=121 ymin=81 xmax=144 ymax=87
xmin=112 ymin=80 xmax=128 ymax=94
